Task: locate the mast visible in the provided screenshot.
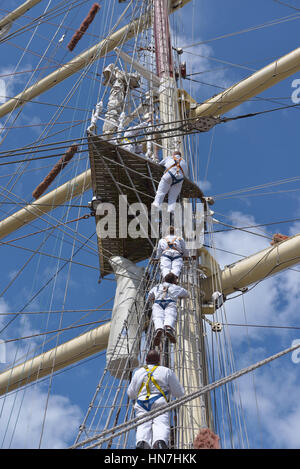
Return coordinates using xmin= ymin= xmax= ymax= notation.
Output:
xmin=153 ymin=0 xmax=210 ymax=447
xmin=154 ymin=0 xmax=179 ymax=157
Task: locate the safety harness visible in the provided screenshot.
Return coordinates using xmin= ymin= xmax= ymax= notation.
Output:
xmin=165 ymin=155 xmax=184 ymax=186
xmin=161 ymin=236 xmax=182 ymax=261
xmin=154 ymin=284 xmax=175 ymax=310
xmin=137 ymin=365 xmax=168 ymax=411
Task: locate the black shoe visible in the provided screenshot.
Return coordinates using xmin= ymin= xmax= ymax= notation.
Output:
xmin=164 ymin=326 xmax=176 ymax=344
xmin=153 ymin=328 xmax=163 ymax=346
xmin=136 ymin=440 xmax=151 ymax=449
xmin=153 ymin=439 xmax=168 ymax=449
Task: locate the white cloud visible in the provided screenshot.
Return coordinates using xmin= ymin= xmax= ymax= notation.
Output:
xmin=198 ymin=179 xmax=212 ymax=192
xmin=0 ymin=79 xmax=6 ymax=104
xmin=233 ymin=363 xmax=300 ymax=448
xmin=0 ymin=297 xmax=82 ymax=448
xmin=0 ymin=385 xmax=82 ymax=448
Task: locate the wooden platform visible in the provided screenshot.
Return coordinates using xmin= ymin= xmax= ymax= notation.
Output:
xmin=87 ymin=135 xmax=204 ymax=277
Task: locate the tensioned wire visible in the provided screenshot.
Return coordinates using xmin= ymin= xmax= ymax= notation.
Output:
xmin=0 ymin=0 xmax=58 ymax=203
xmin=204 ymin=205 xmax=250 ymax=448
xmin=0 ymin=295 xmax=113 ymax=375
xmin=0 ymin=0 xmax=92 ymax=45
xmin=182 ymin=11 xmax=300 ymax=49
xmin=240 ymin=293 xmax=263 ymax=449
xmin=272 ymin=0 xmax=300 ymax=12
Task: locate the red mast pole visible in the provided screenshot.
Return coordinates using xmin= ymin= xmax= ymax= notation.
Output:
xmin=153 ymin=0 xmax=174 ymax=78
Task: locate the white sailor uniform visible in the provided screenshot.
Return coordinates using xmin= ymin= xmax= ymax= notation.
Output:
xmin=127 ymin=364 xmax=184 ymax=448
xmin=152 ymin=154 xmax=188 ymax=213
xmin=122 ymin=121 xmax=148 ymax=155
xmin=156 ymin=234 xmax=189 ymax=279
xmin=148 ymin=282 xmax=189 ymax=332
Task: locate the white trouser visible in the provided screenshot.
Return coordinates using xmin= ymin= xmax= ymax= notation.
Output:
xmin=152 ymin=172 xmax=183 ymax=213
xmin=152 ymin=302 xmax=177 ymax=330
xmin=123 ymin=143 xmax=144 ymax=155
xmin=123 ymin=143 xmax=135 ymax=153
xmin=135 ymin=396 xmax=169 ymax=447
xmin=160 ymin=252 xmax=183 ymax=278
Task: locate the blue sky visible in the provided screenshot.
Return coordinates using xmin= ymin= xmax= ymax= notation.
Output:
xmin=1 ymin=0 xmax=300 ymax=449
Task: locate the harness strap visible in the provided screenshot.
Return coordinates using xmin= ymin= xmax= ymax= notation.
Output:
xmin=165 ymin=156 xmax=184 ymax=176
xmin=154 ymin=299 xmax=175 ymax=310
xmin=137 ymin=366 xmax=168 ymax=402
xmin=167 ymin=171 xmax=184 ymax=186
xmin=161 ymin=253 xmax=182 ymax=261
xmin=121 ymin=137 xmax=132 ymax=144
xmin=137 ymin=393 xmax=168 ymax=412
xmin=162 ymin=236 xmax=182 ymax=255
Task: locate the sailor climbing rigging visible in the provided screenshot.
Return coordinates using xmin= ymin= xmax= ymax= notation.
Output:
xmin=156 ymin=226 xmax=189 ymax=280
xmin=152 ymin=150 xmax=188 ymax=213
xmin=148 ymin=272 xmax=189 ymax=345
xmin=127 ymin=349 xmax=184 ymax=450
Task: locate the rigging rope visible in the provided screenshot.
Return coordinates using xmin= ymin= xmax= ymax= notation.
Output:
xmin=71 ymin=341 xmax=300 ymax=449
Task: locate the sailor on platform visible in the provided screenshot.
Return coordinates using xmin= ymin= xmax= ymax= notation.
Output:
xmin=148 ymin=272 xmax=189 ymax=345
xmin=127 ymin=349 xmax=184 ymax=450
xmin=156 ymin=226 xmax=189 ymax=280
xmin=152 ymin=150 xmax=188 ymax=213
xmin=118 ymin=112 xmax=151 ymax=156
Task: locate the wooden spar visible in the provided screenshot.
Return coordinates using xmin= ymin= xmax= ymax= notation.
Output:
xmin=0 ymin=322 xmax=111 ymax=396
xmin=2 ymin=233 xmax=300 ymax=393
xmin=0 ymin=0 xmax=43 ymax=30
xmin=200 ymin=233 xmax=300 ymax=302
xmin=0 ymin=169 xmax=91 ymax=240
xmin=194 ymin=45 xmax=300 ymax=118
xmin=0 ymin=0 xmax=191 ymax=119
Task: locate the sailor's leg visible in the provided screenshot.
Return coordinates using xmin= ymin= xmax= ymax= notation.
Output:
xmin=167 ymin=181 xmax=183 ymax=213
xmin=164 ymin=303 xmax=177 ymax=330
xmin=152 ymin=399 xmax=170 ymax=448
xmin=135 ymin=403 xmax=152 ymax=448
xmin=171 ymin=256 xmax=183 ymax=278
xmin=160 ymin=255 xmax=172 ymax=279
xmin=152 ymin=173 xmax=172 ymax=209
xmin=152 ymin=304 xmax=164 ymax=331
